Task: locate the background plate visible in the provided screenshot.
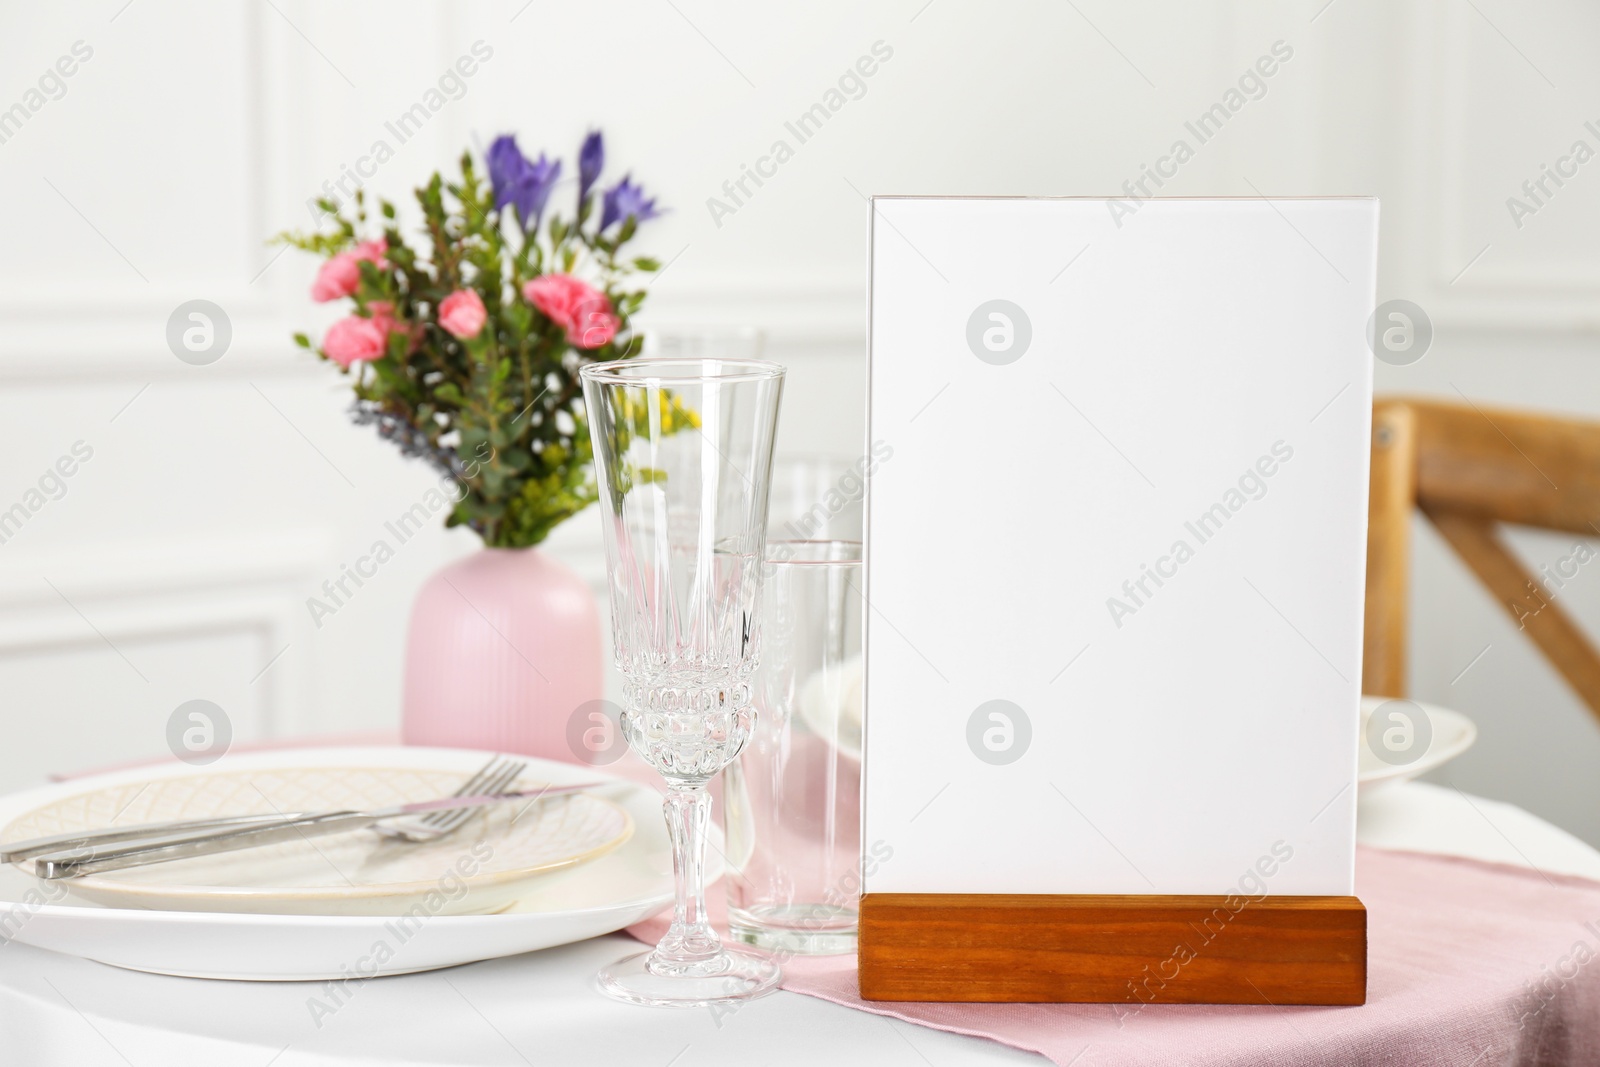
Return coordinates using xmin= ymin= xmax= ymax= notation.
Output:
xmin=1358 ymin=696 xmax=1477 ymax=796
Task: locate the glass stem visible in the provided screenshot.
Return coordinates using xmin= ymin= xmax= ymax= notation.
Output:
xmin=650 ymin=782 xmax=723 ymax=974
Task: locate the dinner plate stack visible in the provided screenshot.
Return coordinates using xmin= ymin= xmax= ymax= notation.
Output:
xmin=0 ymin=748 xmax=695 ymax=980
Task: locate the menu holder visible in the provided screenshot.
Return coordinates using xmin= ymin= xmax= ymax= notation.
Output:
xmin=860 ymin=196 xmax=1378 ymax=1005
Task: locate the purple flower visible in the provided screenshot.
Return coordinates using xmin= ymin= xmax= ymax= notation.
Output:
xmin=486 ymin=134 xmax=562 ymax=230
xmin=487 ymin=135 xmax=527 ymax=207
xmin=522 ymin=153 xmax=561 ymax=227
xmin=600 ymin=174 xmax=661 ymax=231
xmin=578 ymin=130 xmax=604 ymax=208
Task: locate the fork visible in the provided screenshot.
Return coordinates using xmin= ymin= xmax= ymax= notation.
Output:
xmin=372 ymin=755 xmax=526 ymax=843
xmin=34 ymin=779 xmax=602 ymax=879
xmin=1 ymin=755 xmax=527 ymax=864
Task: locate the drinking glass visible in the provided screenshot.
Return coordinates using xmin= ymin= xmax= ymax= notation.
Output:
xmin=726 ymin=540 xmax=863 ymax=954
xmin=640 ymin=325 xmax=765 ymax=362
xmin=580 ymin=356 xmax=786 ymax=1007
xmin=768 ymin=457 xmax=866 ymax=542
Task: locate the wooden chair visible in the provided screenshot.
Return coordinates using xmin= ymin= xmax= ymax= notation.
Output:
xmin=1365 ymin=398 xmax=1600 ymax=726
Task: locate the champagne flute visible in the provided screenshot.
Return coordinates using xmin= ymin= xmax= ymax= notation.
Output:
xmin=581 ymin=356 xmax=785 ymax=1007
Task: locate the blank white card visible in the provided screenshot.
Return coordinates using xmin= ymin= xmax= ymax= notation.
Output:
xmin=863 ymin=197 xmax=1378 ymax=896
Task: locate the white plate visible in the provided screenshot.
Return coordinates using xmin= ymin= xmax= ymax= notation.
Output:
xmin=0 ymin=747 xmax=705 ymax=980
xmin=4 ymin=764 xmax=632 ymax=916
xmin=796 ymin=655 xmax=864 ymax=762
xmin=1358 ymin=695 xmax=1477 ymax=796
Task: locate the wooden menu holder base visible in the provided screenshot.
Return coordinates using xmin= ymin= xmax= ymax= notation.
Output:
xmin=858 ymin=893 xmax=1367 ymax=1005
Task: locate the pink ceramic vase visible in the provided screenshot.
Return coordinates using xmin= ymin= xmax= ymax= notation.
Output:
xmin=401 ymin=547 xmax=603 ymax=762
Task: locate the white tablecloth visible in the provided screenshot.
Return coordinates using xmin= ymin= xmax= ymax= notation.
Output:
xmin=3 ymin=781 xmax=1597 ymax=1067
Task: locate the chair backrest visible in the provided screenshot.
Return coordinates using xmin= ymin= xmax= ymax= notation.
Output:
xmin=1365 ymin=398 xmax=1600 ymax=725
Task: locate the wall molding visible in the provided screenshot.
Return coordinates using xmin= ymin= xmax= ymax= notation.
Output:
xmin=0 ymin=532 xmax=331 ymax=737
xmin=1411 ymin=3 xmax=1600 ymax=332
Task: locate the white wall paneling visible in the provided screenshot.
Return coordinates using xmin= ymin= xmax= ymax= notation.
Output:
xmin=0 ymin=535 xmax=323 ymax=782
xmin=0 ymin=0 xmax=1597 ymax=848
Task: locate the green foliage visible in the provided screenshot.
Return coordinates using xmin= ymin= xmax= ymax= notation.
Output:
xmin=590 ymin=386 xmax=701 ymax=506
xmin=274 ymin=147 xmax=664 ymax=548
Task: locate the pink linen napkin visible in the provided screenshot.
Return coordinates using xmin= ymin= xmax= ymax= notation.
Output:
xmin=629 ymin=846 xmax=1600 ymax=1066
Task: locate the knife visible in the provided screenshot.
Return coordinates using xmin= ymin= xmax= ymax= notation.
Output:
xmin=28 ymin=783 xmax=604 ymax=879
xmin=1 ymin=813 xmax=311 ymax=865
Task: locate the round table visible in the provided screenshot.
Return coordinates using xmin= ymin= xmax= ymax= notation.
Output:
xmin=3 ymin=781 xmax=1597 ymax=1067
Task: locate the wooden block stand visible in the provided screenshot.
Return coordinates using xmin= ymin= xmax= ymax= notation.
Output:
xmin=859 ymin=894 xmax=1367 ymax=1005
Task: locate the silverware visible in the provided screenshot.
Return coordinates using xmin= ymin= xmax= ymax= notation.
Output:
xmin=0 ymin=813 xmax=310 ymax=864
xmin=34 ymin=780 xmax=606 ymax=879
xmin=373 ymin=756 xmax=525 ymax=843
xmin=1 ymin=755 xmax=524 ymax=865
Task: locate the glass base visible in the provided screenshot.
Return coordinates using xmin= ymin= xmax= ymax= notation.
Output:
xmin=596 ymin=947 xmax=782 ymax=1008
xmin=728 ymin=904 xmax=858 ymax=955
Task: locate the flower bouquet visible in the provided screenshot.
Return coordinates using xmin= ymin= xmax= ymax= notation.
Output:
xmin=277 ymin=130 xmax=675 ymax=759
xmin=278 ymin=130 xmax=664 ymax=547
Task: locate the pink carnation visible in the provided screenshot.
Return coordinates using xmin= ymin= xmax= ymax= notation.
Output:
xmin=322 ymin=316 xmax=387 ymax=368
xmin=368 ymin=301 xmax=397 ymax=335
xmin=311 ymin=253 xmax=360 ymax=302
xmin=522 ymin=274 xmax=619 ymax=349
xmin=309 ymin=240 xmax=390 ymax=302
xmin=438 ymin=290 xmax=487 ymax=339
xmin=353 ymin=239 xmax=389 ymax=270
xmin=367 ymin=300 xmax=424 ymax=354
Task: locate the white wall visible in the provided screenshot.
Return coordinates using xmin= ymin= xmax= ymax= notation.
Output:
xmin=1 ymin=0 xmax=1598 ymax=843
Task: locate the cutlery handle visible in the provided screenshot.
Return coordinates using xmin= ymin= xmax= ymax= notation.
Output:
xmin=1 ymin=813 xmax=312 ymax=864
xmin=36 ymin=811 xmax=378 ymax=879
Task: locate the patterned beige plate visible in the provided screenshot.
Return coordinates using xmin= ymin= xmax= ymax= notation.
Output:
xmin=2 ymin=766 xmax=632 ymax=916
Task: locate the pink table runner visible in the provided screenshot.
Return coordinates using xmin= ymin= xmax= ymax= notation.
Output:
xmin=630 ymin=846 xmax=1600 ymax=1066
